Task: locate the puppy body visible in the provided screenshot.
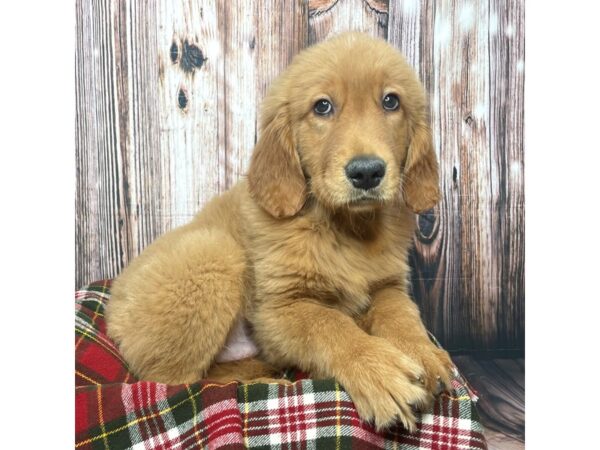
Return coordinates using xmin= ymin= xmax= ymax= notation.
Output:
xmin=106 ymin=33 xmax=452 ymax=432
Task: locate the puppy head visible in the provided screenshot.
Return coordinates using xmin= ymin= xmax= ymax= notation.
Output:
xmin=248 ymin=32 xmax=440 ymax=218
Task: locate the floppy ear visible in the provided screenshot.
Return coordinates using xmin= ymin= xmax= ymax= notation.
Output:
xmin=402 ymin=120 xmax=441 ymax=213
xmin=247 ymin=106 xmax=306 ymax=218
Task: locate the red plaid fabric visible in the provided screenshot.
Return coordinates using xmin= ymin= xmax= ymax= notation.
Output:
xmin=76 ymin=280 xmax=487 ymax=449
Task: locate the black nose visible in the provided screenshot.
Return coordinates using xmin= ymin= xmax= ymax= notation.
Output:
xmin=345 ymin=156 xmax=386 ymax=190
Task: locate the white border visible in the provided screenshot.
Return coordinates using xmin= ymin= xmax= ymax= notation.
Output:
xmin=2 ymin=1 xmax=600 ymax=448
xmin=527 ymin=1 xmax=600 ymax=448
xmin=0 ymin=2 xmax=74 ymax=448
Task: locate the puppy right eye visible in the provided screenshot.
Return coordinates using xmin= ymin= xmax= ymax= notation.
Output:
xmin=314 ymin=99 xmax=333 ymax=116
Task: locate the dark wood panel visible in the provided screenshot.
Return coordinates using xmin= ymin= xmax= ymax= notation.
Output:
xmin=453 ymin=356 xmax=525 ymax=449
xmin=489 ymin=0 xmax=525 ymax=351
xmin=388 ymin=1 xmax=525 ymax=352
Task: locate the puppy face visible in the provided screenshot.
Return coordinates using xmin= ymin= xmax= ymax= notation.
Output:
xmin=289 ymin=47 xmax=410 ymax=212
xmin=248 ymin=33 xmax=440 ymax=218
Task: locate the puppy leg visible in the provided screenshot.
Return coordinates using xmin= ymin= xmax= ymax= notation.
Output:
xmin=359 ymin=287 xmax=454 ymax=397
xmin=251 ymin=300 xmax=430 ymax=432
xmin=106 ymin=227 xmax=247 ymax=385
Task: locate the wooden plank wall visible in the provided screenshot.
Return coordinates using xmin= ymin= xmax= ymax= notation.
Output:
xmin=76 ymin=0 xmax=524 ymax=353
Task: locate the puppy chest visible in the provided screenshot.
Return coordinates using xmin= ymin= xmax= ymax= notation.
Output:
xmin=254 ymin=228 xmax=405 ymax=314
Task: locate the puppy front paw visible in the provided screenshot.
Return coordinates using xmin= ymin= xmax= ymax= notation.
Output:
xmin=399 ymin=339 xmax=454 ymax=396
xmin=338 ymin=337 xmax=431 ymax=433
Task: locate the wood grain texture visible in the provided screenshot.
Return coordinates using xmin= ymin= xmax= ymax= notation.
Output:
xmin=76 ymin=0 xmax=127 ymax=284
xmin=308 ymin=0 xmax=387 ymax=44
xmin=156 ymin=0 xmax=225 ymax=229
xmin=388 ymin=0 xmax=525 ymax=352
xmin=489 ymin=0 xmax=525 ymax=351
xmin=115 ymin=0 xmax=164 ymax=262
xmin=75 ymin=0 xmax=524 ymax=353
xmin=453 ymin=356 xmax=525 ymax=449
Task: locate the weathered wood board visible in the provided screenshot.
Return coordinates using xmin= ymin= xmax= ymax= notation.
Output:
xmin=76 ymin=0 xmax=524 ymax=353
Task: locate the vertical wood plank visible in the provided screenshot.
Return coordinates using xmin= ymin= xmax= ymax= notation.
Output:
xmin=126 ymin=1 xmax=164 ymax=253
xmin=254 ymin=1 xmax=309 ymax=100
xmin=453 ymin=0 xmax=498 ymax=350
xmin=489 ymin=0 xmax=525 ymax=348
xmin=387 ymin=0 xmax=425 ymax=68
xmin=76 ymin=0 xmax=127 ymax=286
xmin=156 ymin=0 xmax=226 ymax=229
xmin=388 ymin=1 xmax=455 ymax=345
xmin=114 ymin=0 xmax=165 ymax=268
xmin=75 ymin=0 xmax=93 ymax=287
xmin=219 ymin=1 xmax=258 ymax=188
xmin=219 ymin=0 xmax=308 ymax=186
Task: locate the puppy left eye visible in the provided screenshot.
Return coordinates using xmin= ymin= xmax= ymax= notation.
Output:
xmin=382 ymin=94 xmax=400 ymax=111
xmin=314 ymin=99 xmax=333 ymax=116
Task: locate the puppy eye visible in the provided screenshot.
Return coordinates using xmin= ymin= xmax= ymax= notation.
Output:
xmin=382 ymin=94 xmax=400 ymax=111
xmin=314 ymin=99 xmax=333 ymax=116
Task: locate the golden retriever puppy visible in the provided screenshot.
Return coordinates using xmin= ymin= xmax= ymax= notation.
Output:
xmin=106 ymin=32 xmax=453 ymax=432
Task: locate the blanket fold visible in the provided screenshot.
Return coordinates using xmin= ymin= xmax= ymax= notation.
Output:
xmin=76 ymin=280 xmax=487 ymax=450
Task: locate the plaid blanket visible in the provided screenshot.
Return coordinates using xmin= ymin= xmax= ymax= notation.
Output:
xmin=76 ymin=280 xmax=487 ymax=449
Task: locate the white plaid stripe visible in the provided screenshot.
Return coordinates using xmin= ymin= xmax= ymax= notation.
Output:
xmin=147 ymin=385 xmax=179 ymax=449
xmin=75 ymin=288 xmax=110 ymax=302
xmin=136 ymin=383 xmax=163 ymax=447
xmin=121 ymin=383 xmax=145 ymax=447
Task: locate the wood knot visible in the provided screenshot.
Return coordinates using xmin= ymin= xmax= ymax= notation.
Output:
xmin=417 ymin=208 xmax=439 ymax=243
xmin=178 ymin=87 xmax=188 ymax=110
xmin=170 ymin=41 xmax=179 ymax=64
xmin=181 ymin=40 xmax=206 ymax=73
xmin=464 ymin=115 xmax=474 ymax=126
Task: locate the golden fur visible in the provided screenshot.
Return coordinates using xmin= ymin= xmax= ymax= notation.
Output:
xmin=106 ymin=32 xmax=452 ymax=432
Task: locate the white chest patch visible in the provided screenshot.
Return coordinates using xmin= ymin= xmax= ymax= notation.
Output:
xmin=215 ymin=317 xmax=259 ymax=363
